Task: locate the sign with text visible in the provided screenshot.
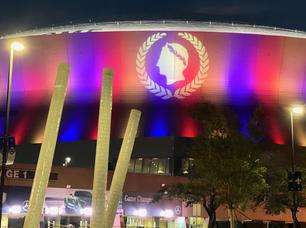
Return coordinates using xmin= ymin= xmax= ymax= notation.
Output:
xmin=122 ymin=192 xmax=182 ymax=217
xmin=1 ymin=169 xmax=58 ymax=181
xmin=123 ymin=193 xmax=153 ymax=203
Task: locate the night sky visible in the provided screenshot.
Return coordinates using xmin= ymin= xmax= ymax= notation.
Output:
xmin=0 ymin=0 xmax=305 ymax=36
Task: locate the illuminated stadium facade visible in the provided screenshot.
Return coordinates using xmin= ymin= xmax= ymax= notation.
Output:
xmin=1 ymin=21 xmax=306 ymax=226
xmin=0 ymin=21 xmax=306 ymax=144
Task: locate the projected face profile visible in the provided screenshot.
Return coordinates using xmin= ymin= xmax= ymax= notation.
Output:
xmin=156 ymin=43 xmax=189 ymax=85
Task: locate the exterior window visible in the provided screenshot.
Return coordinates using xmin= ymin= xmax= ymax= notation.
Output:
xmin=182 ymin=159 xmax=189 ymax=174
xmin=165 ymin=158 xmax=170 ymax=174
xmin=150 ymin=158 xmax=159 ymax=174
xmin=143 ymin=159 xmax=151 ymax=174
xmin=134 ymin=158 xmax=143 ymax=173
xmin=126 ymin=157 xmax=171 ymax=175
xmin=157 ymin=159 xmax=167 ymax=174
xmin=128 ymin=159 xmax=135 ymax=172
xmin=182 ymin=158 xmax=194 ymax=174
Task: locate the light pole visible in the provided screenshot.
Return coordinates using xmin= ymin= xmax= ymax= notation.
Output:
xmin=289 ymin=105 xmax=304 ymax=228
xmin=0 ymin=41 xmax=24 ymax=227
xmin=62 ymin=157 xmax=72 ymax=167
xmin=290 ymin=106 xmax=304 ymax=171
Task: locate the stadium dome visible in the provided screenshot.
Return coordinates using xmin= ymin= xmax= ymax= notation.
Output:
xmin=0 ymin=21 xmax=306 ymax=144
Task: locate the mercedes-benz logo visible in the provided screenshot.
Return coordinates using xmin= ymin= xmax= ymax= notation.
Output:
xmin=175 ymin=205 xmax=182 ymax=215
xmin=22 ymin=200 xmax=29 ymax=212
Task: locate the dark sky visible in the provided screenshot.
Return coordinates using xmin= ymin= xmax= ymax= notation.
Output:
xmin=0 ymin=0 xmax=305 ymax=35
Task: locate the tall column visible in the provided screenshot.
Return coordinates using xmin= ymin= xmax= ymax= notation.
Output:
xmin=91 ymin=68 xmax=113 ymax=228
xmin=55 ymin=215 xmax=61 ymax=227
xmin=105 ymin=109 xmax=141 ymax=228
xmin=23 ymin=64 xmax=70 ymax=228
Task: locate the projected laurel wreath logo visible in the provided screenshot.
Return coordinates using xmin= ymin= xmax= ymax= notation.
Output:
xmin=136 ymin=32 xmax=209 ymax=99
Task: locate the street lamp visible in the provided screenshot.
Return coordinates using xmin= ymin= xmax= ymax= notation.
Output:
xmin=289 ymin=104 xmax=304 ymax=228
xmin=62 ymin=157 xmax=72 ymax=167
xmin=0 ymin=41 xmax=24 ymax=226
xmin=290 ymin=105 xmax=304 ymax=172
xmin=11 ymin=42 xmax=25 ymax=52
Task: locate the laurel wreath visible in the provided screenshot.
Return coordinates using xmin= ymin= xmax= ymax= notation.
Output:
xmin=136 ymin=32 xmax=209 ymax=99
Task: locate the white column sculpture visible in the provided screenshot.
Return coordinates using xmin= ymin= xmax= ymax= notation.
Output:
xmin=105 ymin=109 xmax=141 ymax=228
xmin=23 ymin=64 xmax=70 ymax=228
xmin=91 ymin=68 xmax=113 ymax=228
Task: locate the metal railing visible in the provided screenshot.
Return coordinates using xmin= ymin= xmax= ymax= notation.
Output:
xmin=1 ymin=20 xmax=306 ymax=40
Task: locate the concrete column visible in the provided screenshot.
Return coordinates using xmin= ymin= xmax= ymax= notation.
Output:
xmin=1 ymin=214 xmax=8 ymax=227
xmin=80 ymin=219 xmax=88 ymax=228
xmin=23 ymin=64 xmax=70 ymax=228
xmin=47 ymin=220 xmax=55 ymax=228
xmin=91 ymin=68 xmax=113 ymax=228
xmin=105 ymin=109 xmax=141 ymax=228
xmin=55 ymin=216 xmax=61 ymax=227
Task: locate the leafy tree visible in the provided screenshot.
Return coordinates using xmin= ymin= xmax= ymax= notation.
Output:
xmin=156 ymin=103 xmax=268 ymax=228
xmin=247 ymin=105 xmax=306 ymax=228
xmin=256 ymin=147 xmax=306 ymax=228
